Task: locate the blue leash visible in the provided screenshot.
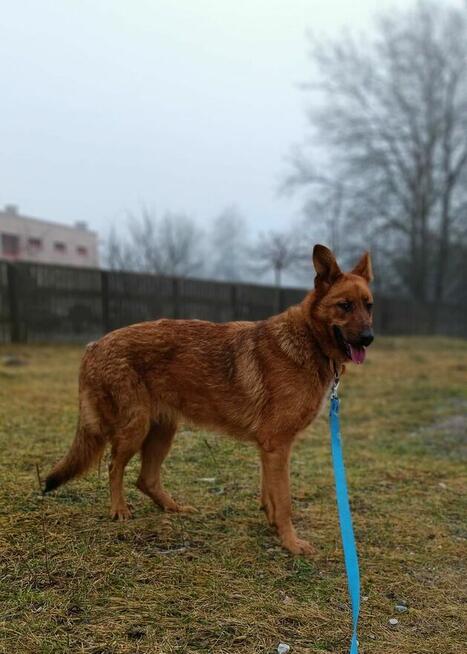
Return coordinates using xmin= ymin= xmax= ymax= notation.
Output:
xmin=329 ymin=375 xmax=360 ymax=654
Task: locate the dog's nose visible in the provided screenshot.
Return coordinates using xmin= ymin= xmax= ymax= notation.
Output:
xmin=359 ymin=329 xmax=374 ymax=347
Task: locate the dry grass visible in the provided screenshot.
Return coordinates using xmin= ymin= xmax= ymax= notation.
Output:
xmin=0 ymin=338 xmax=466 ymax=654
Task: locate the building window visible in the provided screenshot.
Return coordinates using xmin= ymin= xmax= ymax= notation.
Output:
xmin=54 ymin=241 xmax=67 ymax=253
xmin=77 ymin=246 xmax=88 ymax=256
xmin=28 ymin=237 xmax=42 ymax=251
xmin=1 ymin=233 xmax=20 ymax=256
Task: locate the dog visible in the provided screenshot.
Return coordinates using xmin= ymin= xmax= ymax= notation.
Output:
xmin=45 ymin=244 xmax=374 ymax=555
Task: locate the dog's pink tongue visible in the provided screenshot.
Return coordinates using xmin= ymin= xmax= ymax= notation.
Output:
xmin=349 ymin=344 xmax=366 ymax=364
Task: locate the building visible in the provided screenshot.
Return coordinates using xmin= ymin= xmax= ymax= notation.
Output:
xmin=0 ymin=204 xmax=99 ymax=268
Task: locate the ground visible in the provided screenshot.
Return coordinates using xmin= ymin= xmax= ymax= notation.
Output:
xmin=0 ymin=338 xmax=466 ymax=654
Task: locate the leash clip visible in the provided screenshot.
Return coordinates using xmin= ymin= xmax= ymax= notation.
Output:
xmin=330 ymin=372 xmax=340 ymax=400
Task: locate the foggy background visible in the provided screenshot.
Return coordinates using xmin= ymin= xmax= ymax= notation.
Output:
xmin=1 ymin=0 xmax=466 ymax=299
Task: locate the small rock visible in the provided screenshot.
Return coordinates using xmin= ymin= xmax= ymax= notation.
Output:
xmin=209 ymin=486 xmax=224 ymax=495
xmin=277 ymin=644 xmax=290 ymax=654
xmin=362 ymin=595 xmax=369 ymax=602
xmin=2 ymin=355 xmax=28 ymax=366
xmin=389 ymin=618 xmax=399 ymax=626
xmin=197 ymin=477 xmax=216 ymax=483
xmin=395 ymin=604 xmax=408 ymax=613
xmin=438 ymin=482 xmax=447 ymax=489
xmin=127 ymin=627 xmax=145 ymax=640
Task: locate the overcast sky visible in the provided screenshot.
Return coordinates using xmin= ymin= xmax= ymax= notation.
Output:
xmin=1 ymin=0 xmax=445 ymax=240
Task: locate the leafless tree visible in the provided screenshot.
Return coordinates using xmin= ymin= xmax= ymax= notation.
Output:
xmin=157 ymin=212 xmax=203 ymax=276
xmin=248 ymin=229 xmax=308 ymax=287
xmin=209 ymin=206 xmax=248 ymax=281
xmin=127 ymin=208 xmax=160 ymax=272
xmin=105 ymin=208 xmax=204 ymax=277
xmin=286 ymin=1 xmax=467 ymax=302
xmin=102 ymin=224 xmax=135 ymax=270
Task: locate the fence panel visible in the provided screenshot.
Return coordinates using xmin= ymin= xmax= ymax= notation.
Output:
xmin=0 ymin=261 xmax=465 ymax=343
xmin=13 ymin=263 xmax=103 ymax=342
xmin=106 ymin=270 xmax=177 ymax=329
xmin=281 ymin=288 xmax=307 ymax=310
xmin=180 ymin=278 xmax=234 ymax=322
xmin=235 ymin=283 xmax=280 ymax=320
xmin=0 ymin=262 xmax=10 ymax=342
xmin=435 ymin=302 xmax=467 ymax=337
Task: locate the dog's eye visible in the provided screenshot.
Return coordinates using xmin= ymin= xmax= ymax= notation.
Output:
xmin=338 ymin=301 xmax=353 ymax=312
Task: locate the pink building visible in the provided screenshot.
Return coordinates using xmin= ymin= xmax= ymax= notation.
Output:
xmin=0 ymin=204 xmax=99 ymax=268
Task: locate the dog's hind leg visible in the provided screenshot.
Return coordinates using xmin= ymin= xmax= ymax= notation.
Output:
xmin=136 ymin=417 xmax=195 ymax=513
xmin=109 ymin=411 xmax=150 ymax=521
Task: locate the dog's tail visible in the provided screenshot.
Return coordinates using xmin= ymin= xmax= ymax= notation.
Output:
xmin=44 ymin=419 xmax=107 ymax=493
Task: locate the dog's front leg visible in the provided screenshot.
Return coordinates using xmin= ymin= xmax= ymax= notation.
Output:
xmin=260 ymin=444 xmax=315 ymax=556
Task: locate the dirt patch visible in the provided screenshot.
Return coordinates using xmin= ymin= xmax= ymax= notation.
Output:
xmin=414 ymin=407 xmax=467 ymax=460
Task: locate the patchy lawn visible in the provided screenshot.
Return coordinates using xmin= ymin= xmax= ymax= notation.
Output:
xmin=0 ymin=338 xmax=466 ymax=654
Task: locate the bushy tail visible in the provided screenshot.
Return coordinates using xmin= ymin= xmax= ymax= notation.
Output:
xmin=44 ymin=421 xmax=106 ymax=493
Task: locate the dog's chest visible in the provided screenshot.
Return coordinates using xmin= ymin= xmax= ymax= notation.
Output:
xmin=273 ymin=373 xmax=331 ymax=434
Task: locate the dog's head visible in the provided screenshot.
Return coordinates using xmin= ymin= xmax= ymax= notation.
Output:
xmin=312 ymin=244 xmax=374 ymax=364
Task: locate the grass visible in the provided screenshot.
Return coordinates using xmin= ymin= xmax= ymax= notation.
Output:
xmin=0 ymin=337 xmax=466 ymax=654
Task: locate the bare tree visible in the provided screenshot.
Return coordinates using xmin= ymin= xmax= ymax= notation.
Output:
xmin=106 ymin=208 xmax=204 ymax=277
xmin=102 ymin=224 xmax=135 ymax=270
xmin=209 ymin=206 xmax=248 ymax=281
xmin=300 ymin=184 xmax=345 ymax=258
xmin=248 ymin=229 xmax=307 ymax=287
xmin=286 ymin=1 xmax=467 ymax=302
xmin=127 ymin=208 xmax=161 ymax=272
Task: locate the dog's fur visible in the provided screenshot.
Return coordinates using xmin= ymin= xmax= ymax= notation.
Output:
xmin=45 ymin=245 xmax=373 ymax=555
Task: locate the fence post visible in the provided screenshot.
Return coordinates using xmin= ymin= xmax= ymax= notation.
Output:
xmin=101 ymin=269 xmax=110 ymax=334
xmin=274 ymin=286 xmax=281 ymax=315
xmin=230 ymin=284 xmax=238 ymax=320
xmin=278 ymin=287 xmax=286 ymax=313
xmin=173 ymin=277 xmax=180 ymax=318
xmin=7 ymin=263 xmax=21 ymax=343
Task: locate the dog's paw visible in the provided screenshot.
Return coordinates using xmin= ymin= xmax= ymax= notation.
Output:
xmin=110 ymin=504 xmax=132 ymax=521
xmin=282 ymin=537 xmax=316 ymax=556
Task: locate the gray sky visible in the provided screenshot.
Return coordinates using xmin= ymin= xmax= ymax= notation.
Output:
xmin=1 ymin=0 xmax=424 ymax=239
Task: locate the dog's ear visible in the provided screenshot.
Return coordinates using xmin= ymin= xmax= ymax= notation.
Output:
xmin=351 ymin=251 xmax=373 ymax=282
xmin=313 ymin=244 xmax=342 ymax=291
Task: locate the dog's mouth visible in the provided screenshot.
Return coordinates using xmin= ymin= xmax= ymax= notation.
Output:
xmin=333 ymin=326 xmax=366 ymax=365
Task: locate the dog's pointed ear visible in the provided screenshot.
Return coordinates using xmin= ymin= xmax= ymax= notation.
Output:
xmin=313 ymin=244 xmax=342 ymax=290
xmin=351 ymin=251 xmax=373 ymax=282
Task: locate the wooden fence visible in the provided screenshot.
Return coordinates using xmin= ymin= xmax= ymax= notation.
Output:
xmin=0 ymin=260 xmax=465 ymax=343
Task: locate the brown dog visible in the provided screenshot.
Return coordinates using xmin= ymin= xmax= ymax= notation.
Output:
xmin=45 ymin=245 xmax=374 ymax=555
